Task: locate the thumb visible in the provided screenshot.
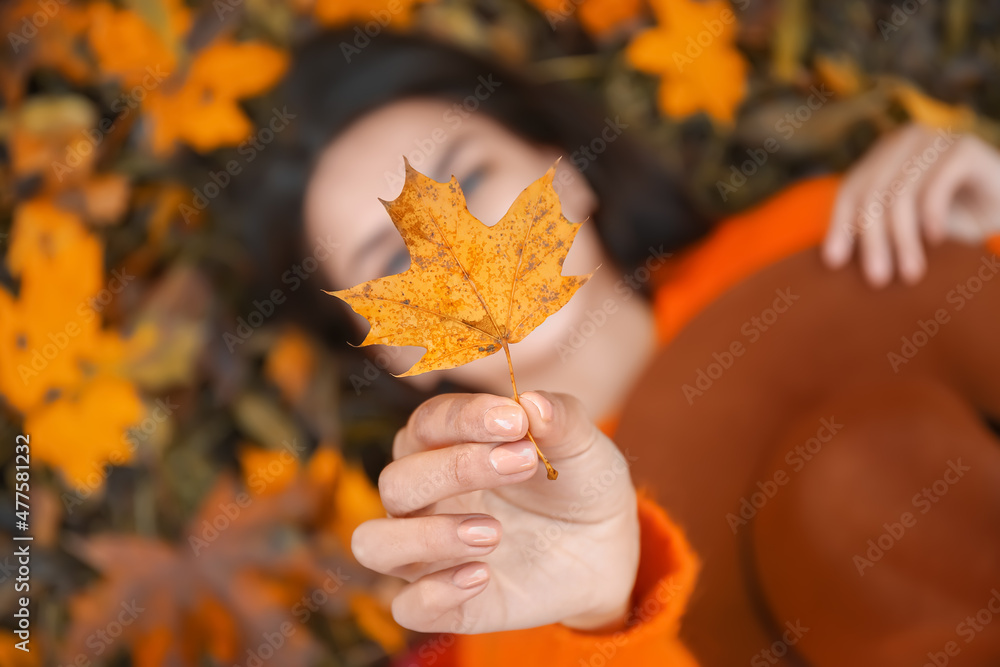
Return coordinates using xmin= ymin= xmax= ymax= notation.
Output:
xmin=520 ymin=391 xmax=599 ymax=461
xmin=519 ymin=391 xmax=636 ymax=520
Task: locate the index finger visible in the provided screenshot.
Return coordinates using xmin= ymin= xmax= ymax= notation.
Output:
xmin=393 ymin=393 xmax=529 ymax=460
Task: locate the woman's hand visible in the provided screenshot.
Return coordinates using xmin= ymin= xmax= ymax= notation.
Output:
xmin=351 ymin=391 xmax=639 ymax=635
xmin=822 ymin=123 xmax=1000 ymax=287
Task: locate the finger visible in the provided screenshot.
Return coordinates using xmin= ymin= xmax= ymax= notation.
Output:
xmin=921 ymin=137 xmax=975 ymax=244
xmin=379 ymin=441 xmax=538 ymax=516
xmin=859 ymin=210 xmax=894 ymax=288
xmin=825 ymin=125 xmax=926 ymax=270
xmin=391 ymin=562 xmax=490 ymax=633
xmin=393 ymin=393 xmax=528 ymax=460
xmin=854 ymin=126 xmax=934 ymax=287
xmin=823 ymin=183 xmax=862 ymax=268
xmin=351 ymin=514 xmax=500 ymax=577
xmin=887 ymin=188 xmax=926 ymax=284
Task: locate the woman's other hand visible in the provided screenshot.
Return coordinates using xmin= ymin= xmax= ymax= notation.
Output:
xmin=351 ymin=391 xmax=640 ymax=635
xmin=823 ymin=123 xmax=1000 ymax=287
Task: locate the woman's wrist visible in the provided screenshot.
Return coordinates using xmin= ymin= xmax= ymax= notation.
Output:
xmin=560 ymin=605 xmax=629 ymax=633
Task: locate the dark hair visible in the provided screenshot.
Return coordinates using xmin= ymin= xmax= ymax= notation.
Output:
xmin=233 ymin=28 xmax=710 ymax=336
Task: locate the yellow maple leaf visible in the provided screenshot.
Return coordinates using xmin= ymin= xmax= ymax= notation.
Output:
xmin=328 ymin=160 xmax=591 ymax=478
xmin=330 ymin=160 xmax=590 ymax=377
xmin=143 ymin=39 xmax=289 ymax=155
xmin=626 ymin=0 xmax=748 ymax=123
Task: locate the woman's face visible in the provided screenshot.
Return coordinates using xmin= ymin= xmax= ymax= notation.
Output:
xmin=304 ymin=97 xmax=618 ymax=392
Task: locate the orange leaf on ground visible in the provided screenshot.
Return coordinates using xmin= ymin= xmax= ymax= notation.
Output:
xmin=265 ymin=327 xmax=317 ymax=404
xmin=2 ymin=201 xmax=106 ymax=411
xmin=626 ymin=0 xmax=748 ymax=123
xmin=0 ymin=200 xmax=143 ymax=489
xmin=350 ymin=592 xmax=407 ymax=654
xmin=26 ymin=376 xmax=143 ymax=490
xmin=893 ymin=83 xmax=976 ymax=132
xmin=0 ymin=1 xmax=91 ymax=104
xmin=312 ymin=0 xmax=432 ymax=28
xmin=330 ymin=463 xmax=385 ymax=548
xmin=86 ymin=0 xmax=190 ymax=87
xmin=144 ymin=39 xmax=289 ymax=155
xmin=63 ymin=474 xmax=360 ymax=667
xmin=528 ymin=0 xmax=643 ymax=34
xmin=0 ymin=630 xmax=39 ymax=666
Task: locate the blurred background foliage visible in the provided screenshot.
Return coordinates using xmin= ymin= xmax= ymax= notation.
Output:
xmin=0 ymin=0 xmax=998 ymax=665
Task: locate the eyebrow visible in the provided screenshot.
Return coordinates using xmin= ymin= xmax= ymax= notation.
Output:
xmin=430 ymin=134 xmax=470 ymax=182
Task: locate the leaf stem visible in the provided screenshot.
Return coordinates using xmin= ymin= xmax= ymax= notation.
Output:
xmin=501 ymin=340 xmax=558 ymax=480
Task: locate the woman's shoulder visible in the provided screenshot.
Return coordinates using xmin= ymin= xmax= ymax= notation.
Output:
xmin=652 ymin=174 xmax=843 ymax=345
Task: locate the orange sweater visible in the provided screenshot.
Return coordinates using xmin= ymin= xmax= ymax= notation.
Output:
xmin=400 ymin=175 xmax=1000 ymax=666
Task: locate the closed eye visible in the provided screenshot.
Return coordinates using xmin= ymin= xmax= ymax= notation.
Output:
xmin=459 ymin=164 xmax=491 ymax=198
xmin=384 ymin=247 xmax=410 ymax=276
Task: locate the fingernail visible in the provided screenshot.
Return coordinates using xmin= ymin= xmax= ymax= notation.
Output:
xmin=867 ymin=257 xmax=891 ymax=287
xmin=484 ymin=405 xmax=523 ymax=436
xmin=453 ymin=563 xmax=489 ymax=589
xmin=458 ymin=519 xmax=499 ymax=546
xmin=489 ymin=442 xmax=536 ymax=475
xmin=901 ymin=258 xmax=924 ymax=284
xmin=521 ymin=392 xmax=552 ymax=422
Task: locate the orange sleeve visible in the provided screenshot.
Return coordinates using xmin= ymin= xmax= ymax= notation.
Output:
xmin=399 ymin=494 xmax=700 ymax=667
